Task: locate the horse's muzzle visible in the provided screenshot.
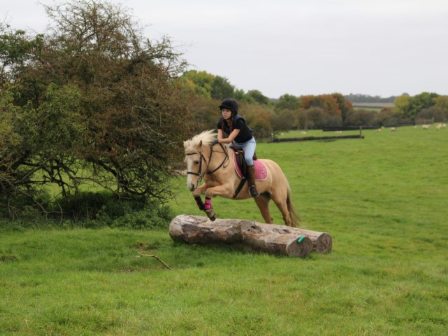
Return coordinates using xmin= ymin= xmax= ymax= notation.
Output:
xmin=188 ymin=183 xmax=196 ymax=192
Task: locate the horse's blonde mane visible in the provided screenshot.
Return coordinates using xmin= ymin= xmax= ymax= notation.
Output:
xmin=184 ymin=130 xmax=217 ymax=153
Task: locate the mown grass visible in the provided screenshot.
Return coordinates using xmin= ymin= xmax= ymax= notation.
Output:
xmin=1 ymin=126 xmax=447 ymax=335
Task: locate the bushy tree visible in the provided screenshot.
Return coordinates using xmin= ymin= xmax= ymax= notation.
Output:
xmin=416 ymin=106 xmax=446 ymax=122
xmin=275 ymin=94 xmax=301 ymax=112
xmin=393 ymin=94 xmax=410 ymax=116
xmin=297 ymin=107 xmax=327 ymax=129
xmin=181 ymin=70 xmax=215 ymax=98
xmin=345 ymin=109 xmax=377 ymax=126
xmin=246 ymin=90 xmax=272 ymax=106
xmin=434 ymin=96 xmax=448 ymax=121
xmin=189 ymin=97 xmax=222 ymax=132
xmin=301 ymin=95 xmax=340 ymax=115
xmin=240 ymin=103 xmax=272 ymax=139
xmin=0 ymin=0 xmax=194 ymax=217
xmin=375 ymin=107 xmax=400 ymax=126
xmin=298 ymin=94 xmax=349 ymax=128
xmin=406 ymin=92 xmax=439 ymax=119
xmin=273 ymin=94 xmax=301 ymax=130
xmin=331 ymin=93 xmax=353 ymax=123
xmin=211 ymin=76 xmax=235 ymax=100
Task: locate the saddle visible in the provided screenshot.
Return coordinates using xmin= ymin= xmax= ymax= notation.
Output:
xmin=231 ymin=148 xmax=267 ymax=198
xmin=232 ymin=148 xmax=256 ymax=178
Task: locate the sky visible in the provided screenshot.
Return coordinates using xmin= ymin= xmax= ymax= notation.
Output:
xmin=3 ymin=0 xmax=448 ymax=99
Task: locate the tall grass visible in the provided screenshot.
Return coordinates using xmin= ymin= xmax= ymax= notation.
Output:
xmin=1 ymin=126 xmax=447 ymax=335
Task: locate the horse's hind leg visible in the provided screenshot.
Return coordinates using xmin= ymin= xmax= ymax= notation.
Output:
xmin=271 ymin=190 xmax=292 ymax=226
xmin=254 ymin=194 xmax=273 ymax=224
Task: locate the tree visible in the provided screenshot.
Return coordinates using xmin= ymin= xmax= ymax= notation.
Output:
xmin=406 ymin=92 xmax=438 ymax=119
xmin=297 ymin=107 xmax=327 ymax=129
xmin=331 ymin=93 xmax=353 ymax=123
xmin=240 ymin=103 xmax=272 ymax=139
xmin=270 ymin=109 xmax=295 ymax=136
xmin=275 ymin=94 xmax=301 ymax=112
xmin=393 ymin=94 xmax=410 ymax=116
xmin=375 ymin=107 xmax=400 ymax=126
xmin=300 ymin=94 xmax=340 ymax=115
xmin=181 ymin=70 xmax=215 ymax=98
xmin=211 ymin=76 xmax=235 ymax=100
xmin=298 ymin=94 xmax=347 ymax=128
xmin=246 ymin=90 xmax=271 ymax=106
xmin=234 ymin=89 xmax=255 ymax=104
xmin=416 ymin=106 xmax=445 ymax=123
xmin=345 ymin=109 xmax=377 ymax=126
xmin=0 ymin=0 xmax=194 ymax=217
xmin=434 ymin=96 xmax=448 ymax=121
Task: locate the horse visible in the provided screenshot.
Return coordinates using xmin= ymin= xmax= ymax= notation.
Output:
xmin=183 ymin=130 xmax=300 ymax=227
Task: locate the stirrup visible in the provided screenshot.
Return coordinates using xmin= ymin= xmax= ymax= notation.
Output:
xmin=249 ymin=185 xmax=259 ymax=197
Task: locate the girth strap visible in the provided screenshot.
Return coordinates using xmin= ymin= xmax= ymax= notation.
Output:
xmin=233 ymin=178 xmax=247 ymax=198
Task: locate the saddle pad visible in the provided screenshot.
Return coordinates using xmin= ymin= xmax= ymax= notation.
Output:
xmin=233 ymin=151 xmax=268 ymax=180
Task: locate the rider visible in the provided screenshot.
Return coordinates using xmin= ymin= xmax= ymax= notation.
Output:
xmin=214 ymin=98 xmax=259 ymax=197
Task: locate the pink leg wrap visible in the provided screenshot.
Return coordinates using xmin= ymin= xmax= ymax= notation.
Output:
xmin=204 ymin=197 xmax=212 ymax=210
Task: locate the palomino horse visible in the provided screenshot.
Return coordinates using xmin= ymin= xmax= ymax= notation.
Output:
xmin=183 ymin=130 xmax=300 ymax=227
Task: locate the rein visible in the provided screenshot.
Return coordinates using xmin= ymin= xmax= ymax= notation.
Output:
xmin=186 ymin=143 xmax=229 ymax=182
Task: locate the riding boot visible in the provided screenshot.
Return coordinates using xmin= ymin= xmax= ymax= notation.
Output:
xmin=247 ymin=165 xmax=259 ymax=197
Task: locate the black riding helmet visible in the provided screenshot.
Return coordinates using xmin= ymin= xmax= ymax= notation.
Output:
xmin=219 ymin=98 xmax=238 ymax=113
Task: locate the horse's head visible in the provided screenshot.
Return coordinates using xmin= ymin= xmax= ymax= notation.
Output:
xmin=183 ymin=130 xmax=217 ymax=191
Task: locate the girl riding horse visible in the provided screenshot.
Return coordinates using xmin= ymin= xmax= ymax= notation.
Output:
xmin=214 ymin=98 xmax=259 ymax=197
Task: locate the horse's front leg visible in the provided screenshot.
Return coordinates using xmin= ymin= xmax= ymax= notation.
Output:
xmin=202 ymin=184 xmax=234 ymax=221
xmin=192 ymin=183 xmax=209 ymax=198
xmin=191 ymin=184 xmax=233 ymax=221
xmin=191 ymin=183 xmax=217 ymax=221
xmin=203 ymin=184 xmax=234 ymax=199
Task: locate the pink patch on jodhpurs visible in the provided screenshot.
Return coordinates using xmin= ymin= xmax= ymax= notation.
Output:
xmin=233 ymin=151 xmax=268 ymax=180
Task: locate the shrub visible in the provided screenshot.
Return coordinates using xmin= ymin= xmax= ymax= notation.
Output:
xmin=0 ymin=191 xmax=173 ymax=230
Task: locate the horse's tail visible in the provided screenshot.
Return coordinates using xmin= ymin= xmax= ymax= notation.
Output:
xmin=287 ymin=188 xmax=301 ymax=227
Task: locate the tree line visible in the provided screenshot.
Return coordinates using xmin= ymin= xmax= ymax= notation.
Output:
xmin=182 ymin=70 xmax=448 ymax=134
xmin=1 ymin=0 xmax=447 ymax=221
xmin=344 ymin=93 xmax=396 ymax=103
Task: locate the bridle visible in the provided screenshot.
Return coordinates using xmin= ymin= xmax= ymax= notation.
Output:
xmin=186 ymin=143 xmax=229 ymax=183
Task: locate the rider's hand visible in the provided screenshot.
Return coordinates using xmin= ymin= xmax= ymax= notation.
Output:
xmin=211 ymin=139 xmax=219 ymax=146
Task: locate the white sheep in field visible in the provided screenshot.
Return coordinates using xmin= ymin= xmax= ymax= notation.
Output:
xmin=378 ymin=128 xmax=382 ymax=132
xmin=436 ymin=124 xmax=442 ymax=131
xmin=422 ymin=124 xmax=430 ymax=130
xmin=390 ymin=127 xmax=396 ymax=132
xmin=442 ymin=123 xmax=447 ymax=128
xmin=301 ymin=131 xmax=307 ymax=135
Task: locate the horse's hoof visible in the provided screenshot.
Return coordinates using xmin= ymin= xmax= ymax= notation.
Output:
xmin=205 ymin=209 xmax=216 ymax=221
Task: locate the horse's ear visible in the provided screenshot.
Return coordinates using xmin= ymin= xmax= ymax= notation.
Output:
xmin=199 ymin=140 xmax=203 ymax=148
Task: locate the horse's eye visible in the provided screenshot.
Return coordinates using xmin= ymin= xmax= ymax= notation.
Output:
xmin=193 ymin=161 xmax=200 ymax=165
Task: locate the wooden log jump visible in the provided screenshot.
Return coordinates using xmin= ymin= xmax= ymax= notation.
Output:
xmin=169 ymin=215 xmax=332 ymax=258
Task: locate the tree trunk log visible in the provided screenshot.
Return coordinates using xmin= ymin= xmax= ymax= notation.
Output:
xmin=169 ymin=215 xmax=332 ymax=258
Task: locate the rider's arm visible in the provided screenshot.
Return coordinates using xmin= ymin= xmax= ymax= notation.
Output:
xmin=218 ymin=129 xmax=240 ymax=144
xmin=217 ymin=129 xmax=224 ymax=142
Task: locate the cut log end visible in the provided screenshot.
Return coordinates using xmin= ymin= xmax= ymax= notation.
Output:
xmin=285 ymin=236 xmax=314 ymax=258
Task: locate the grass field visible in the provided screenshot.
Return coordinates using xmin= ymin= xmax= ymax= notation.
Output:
xmin=1 ymin=126 xmax=447 ymax=335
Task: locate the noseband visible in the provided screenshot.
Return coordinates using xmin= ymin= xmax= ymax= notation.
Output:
xmin=186 ymin=143 xmax=229 ymax=183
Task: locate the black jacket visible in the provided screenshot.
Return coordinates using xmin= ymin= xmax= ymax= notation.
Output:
xmin=217 ymin=115 xmax=253 ymax=143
